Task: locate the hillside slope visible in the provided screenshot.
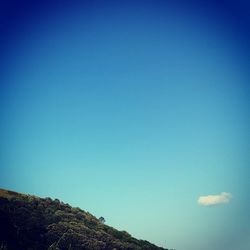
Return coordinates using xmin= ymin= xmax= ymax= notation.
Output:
xmin=0 ymin=189 xmax=168 ymax=250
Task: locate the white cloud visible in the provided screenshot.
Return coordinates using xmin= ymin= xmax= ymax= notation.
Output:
xmin=198 ymin=192 xmax=232 ymax=206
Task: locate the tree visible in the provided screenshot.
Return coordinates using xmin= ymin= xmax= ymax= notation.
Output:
xmin=98 ymin=216 xmax=105 ymax=224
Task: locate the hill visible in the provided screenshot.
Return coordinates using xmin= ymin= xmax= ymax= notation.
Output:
xmin=0 ymin=188 xmax=168 ymax=250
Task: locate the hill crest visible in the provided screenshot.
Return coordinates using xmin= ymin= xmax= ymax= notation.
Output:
xmin=0 ymin=188 xmax=168 ymax=250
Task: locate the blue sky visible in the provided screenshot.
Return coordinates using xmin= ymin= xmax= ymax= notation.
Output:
xmin=0 ymin=1 xmax=249 ymax=249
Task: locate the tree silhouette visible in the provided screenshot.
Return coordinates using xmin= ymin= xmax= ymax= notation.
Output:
xmin=98 ymin=216 xmax=105 ymax=224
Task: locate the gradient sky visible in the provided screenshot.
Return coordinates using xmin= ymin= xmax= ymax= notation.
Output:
xmin=0 ymin=1 xmax=249 ymax=249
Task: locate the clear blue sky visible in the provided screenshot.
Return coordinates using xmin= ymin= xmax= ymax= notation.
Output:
xmin=0 ymin=1 xmax=249 ymax=249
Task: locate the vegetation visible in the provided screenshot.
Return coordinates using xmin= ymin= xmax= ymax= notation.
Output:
xmin=0 ymin=189 xmax=168 ymax=250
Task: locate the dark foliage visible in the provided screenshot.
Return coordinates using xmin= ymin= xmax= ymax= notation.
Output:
xmin=0 ymin=189 xmax=168 ymax=250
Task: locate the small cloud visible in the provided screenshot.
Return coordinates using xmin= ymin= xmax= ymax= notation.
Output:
xmin=198 ymin=192 xmax=232 ymax=206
